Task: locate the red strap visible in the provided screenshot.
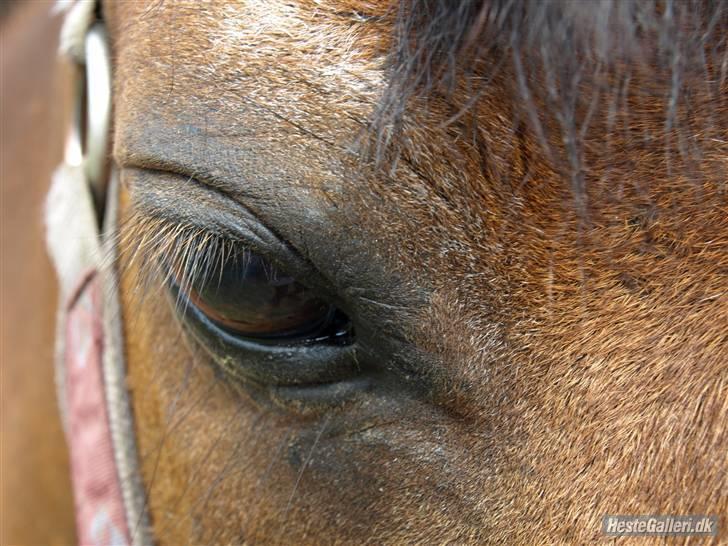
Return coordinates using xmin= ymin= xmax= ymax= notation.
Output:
xmin=65 ymin=270 xmax=131 ymax=545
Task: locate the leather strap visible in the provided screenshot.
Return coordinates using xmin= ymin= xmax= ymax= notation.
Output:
xmin=46 ymin=3 xmax=153 ymax=544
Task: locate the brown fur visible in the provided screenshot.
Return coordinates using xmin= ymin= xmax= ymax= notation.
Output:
xmin=90 ymin=0 xmax=728 ymax=543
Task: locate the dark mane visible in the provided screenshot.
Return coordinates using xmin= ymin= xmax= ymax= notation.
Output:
xmin=376 ymin=0 xmax=726 ymax=174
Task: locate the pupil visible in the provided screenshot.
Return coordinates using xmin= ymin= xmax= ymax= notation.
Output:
xmin=188 ymin=251 xmax=333 ymax=338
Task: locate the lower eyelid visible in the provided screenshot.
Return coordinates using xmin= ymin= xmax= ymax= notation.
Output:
xmin=170 ymin=280 xmax=364 ymax=386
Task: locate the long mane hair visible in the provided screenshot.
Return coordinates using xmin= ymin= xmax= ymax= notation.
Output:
xmin=376 ymin=0 xmax=726 ymax=196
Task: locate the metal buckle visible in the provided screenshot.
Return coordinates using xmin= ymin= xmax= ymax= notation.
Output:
xmin=65 ymin=22 xmax=111 ymax=219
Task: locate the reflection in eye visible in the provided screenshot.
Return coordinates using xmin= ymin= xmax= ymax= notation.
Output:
xmin=179 ymin=249 xmax=349 ymax=342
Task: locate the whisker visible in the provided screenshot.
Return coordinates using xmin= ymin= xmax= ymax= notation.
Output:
xmin=277 ymin=413 xmax=331 ymax=542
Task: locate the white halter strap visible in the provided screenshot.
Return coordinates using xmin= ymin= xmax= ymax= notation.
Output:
xmin=46 ymin=2 xmax=153 ymax=545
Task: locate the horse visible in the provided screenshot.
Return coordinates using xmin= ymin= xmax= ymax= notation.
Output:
xmin=2 ymin=0 xmax=726 ymax=544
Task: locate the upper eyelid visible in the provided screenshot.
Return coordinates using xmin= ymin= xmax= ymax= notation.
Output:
xmin=117 ymin=152 xmax=246 ymax=201
xmin=121 ymin=167 xmax=328 ymax=295
xmin=123 ymin=167 xmax=286 ymax=253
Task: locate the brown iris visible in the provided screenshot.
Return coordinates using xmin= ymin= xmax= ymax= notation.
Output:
xmin=183 ymin=250 xmax=335 ymax=339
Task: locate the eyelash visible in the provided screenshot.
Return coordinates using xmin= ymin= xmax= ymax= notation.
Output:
xmin=117 ymin=207 xmax=363 ymax=396
xmin=118 ymin=210 xmax=243 ymax=306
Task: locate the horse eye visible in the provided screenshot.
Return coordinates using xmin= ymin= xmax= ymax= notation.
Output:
xmin=180 ymin=250 xmax=350 ymax=343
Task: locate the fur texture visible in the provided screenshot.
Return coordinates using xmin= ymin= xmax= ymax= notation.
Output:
xmin=103 ymin=1 xmax=726 ymax=544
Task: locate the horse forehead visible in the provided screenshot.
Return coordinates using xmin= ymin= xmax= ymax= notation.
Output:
xmin=108 ymin=0 xmax=389 ymax=90
xmin=109 ymin=0 xmax=394 ymax=184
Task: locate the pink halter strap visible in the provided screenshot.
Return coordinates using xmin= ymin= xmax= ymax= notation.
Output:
xmin=64 ymin=270 xmax=131 ymax=545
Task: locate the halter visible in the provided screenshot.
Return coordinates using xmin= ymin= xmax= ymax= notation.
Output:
xmin=46 ymin=2 xmax=152 ymax=544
